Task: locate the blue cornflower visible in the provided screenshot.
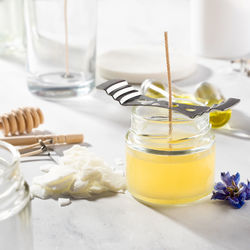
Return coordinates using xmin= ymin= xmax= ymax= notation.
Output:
xmin=211 ymin=172 xmax=250 ymax=209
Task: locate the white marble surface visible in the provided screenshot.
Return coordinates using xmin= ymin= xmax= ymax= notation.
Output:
xmin=1 ymin=57 xmax=250 ymax=250
xmin=1 ymin=0 xmax=250 ymax=249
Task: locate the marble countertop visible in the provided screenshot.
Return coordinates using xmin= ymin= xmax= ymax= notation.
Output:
xmin=1 ymin=0 xmax=250 ymax=249
xmin=0 ymin=53 xmax=250 ymax=250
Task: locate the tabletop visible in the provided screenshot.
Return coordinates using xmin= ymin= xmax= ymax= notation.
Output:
xmin=1 ymin=0 xmax=250 ymax=249
xmin=1 ymin=54 xmax=250 ymax=250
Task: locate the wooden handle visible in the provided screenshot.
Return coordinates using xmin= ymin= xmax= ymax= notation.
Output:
xmin=0 ymin=107 xmax=44 ymax=136
xmin=0 ymin=134 xmax=84 ymax=146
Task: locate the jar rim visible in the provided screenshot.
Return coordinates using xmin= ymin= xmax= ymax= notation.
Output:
xmin=0 ymin=141 xmax=29 ymax=221
xmin=131 ymin=102 xmax=209 ymax=124
xmin=0 ymin=141 xmax=20 ymax=176
xmin=128 ymin=102 xmax=212 ymax=152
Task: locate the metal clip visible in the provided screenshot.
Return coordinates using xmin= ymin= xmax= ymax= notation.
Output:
xmin=19 ymin=139 xmax=53 ymax=157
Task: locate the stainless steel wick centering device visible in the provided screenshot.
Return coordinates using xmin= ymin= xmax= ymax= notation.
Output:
xmin=97 ymin=80 xmax=240 ymax=119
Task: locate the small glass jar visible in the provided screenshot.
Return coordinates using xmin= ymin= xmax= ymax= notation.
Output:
xmin=126 ymin=105 xmax=215 ymax=205
xmin=0 ymin=141 xmax=33 ymax=250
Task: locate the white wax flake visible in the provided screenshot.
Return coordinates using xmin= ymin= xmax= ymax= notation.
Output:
xmin=58 ymin=198 xmax=72 ymax=207
xmin=30 ymin=184 xmax=49 ymax=199
xmin=39 ymin=164 xmax=55 ymax=173
xmin=31 ymin=145 xmax=127 ymax=201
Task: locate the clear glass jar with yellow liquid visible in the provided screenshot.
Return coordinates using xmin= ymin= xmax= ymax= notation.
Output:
xmin=126 ymin=105 xmax=215 ymax=205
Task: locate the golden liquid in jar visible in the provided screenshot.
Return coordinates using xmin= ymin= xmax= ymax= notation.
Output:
xmin=126 ymin=145 xmax=215 ymax=205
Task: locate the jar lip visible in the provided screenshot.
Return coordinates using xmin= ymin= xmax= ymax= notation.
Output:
xmin=0 ymin=141 xmax=20 ymax=175
xmin=0 ymin=142 xmax=29 ymax=221
xmin=132 ymin=102 xmax=209 ymax=124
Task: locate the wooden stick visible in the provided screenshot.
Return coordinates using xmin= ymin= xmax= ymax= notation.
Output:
xmin=18 ymin=139 xmax=52 ymax=152
xmin=0 ymin=134 xmax=84 ymax=146
xmin=164 ymin=32 xmax=173 ymax=135
xmin=64 ymin=0 xmax=70 ymax=77
xmin=20 ymin=148 xmax=45 ymax=158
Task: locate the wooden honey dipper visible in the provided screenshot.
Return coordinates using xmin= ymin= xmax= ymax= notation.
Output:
xmin=0 ymin=107 xmax=44 ymax=136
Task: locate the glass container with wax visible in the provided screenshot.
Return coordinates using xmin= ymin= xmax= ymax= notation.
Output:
xmin=0 ymin=141 xmax=33 ymax=250
xmin=126 ymin=105 xmax=215 ymax=205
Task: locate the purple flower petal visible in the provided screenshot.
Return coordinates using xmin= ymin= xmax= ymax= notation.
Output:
xmin=245 ymin=181 xmax=250 ymax=200
xmin=228 ymin=197 xmax=245 ymax=209
xmin=214 ymin=182 xmax=226 ymax=191
xmin=233 ymin=172 xmax=240 ymax=185
xmin=239 ymin=191 xmax=247 ymax=201
xmin=221 ymin=172 xmax=232 ymax=186
xmin=211 ymin=191 xmax=227 ymax=200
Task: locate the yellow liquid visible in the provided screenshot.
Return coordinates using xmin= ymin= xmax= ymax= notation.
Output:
xmin=126 ymin=145 xmax=215 ymax=205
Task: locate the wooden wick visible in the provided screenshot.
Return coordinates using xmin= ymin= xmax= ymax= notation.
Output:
xmin=164 ymin=32 xmax=173 ymax=136
xmin=64 ymin=0 xmax=70 ymax=77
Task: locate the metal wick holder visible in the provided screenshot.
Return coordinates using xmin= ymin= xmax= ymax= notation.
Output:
xmin=97 ymin=80 xmax=240 ymax=119
xmin=19 ymin=139 xmax=53 ymax=157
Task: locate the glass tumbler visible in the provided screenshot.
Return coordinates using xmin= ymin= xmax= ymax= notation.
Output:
xmin=24 ymin=0 xmax=97 ymax=98
xmin=0 ymin=0 xmax=24 ymax=54
xmin=0 ymin=141 xmax=33 ymax=250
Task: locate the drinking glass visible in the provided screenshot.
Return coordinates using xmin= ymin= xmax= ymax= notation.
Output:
xmin=0 ymin=0 xmax=24 ymax=54
xmin=24 ymin=0 xmax=97 ymax=98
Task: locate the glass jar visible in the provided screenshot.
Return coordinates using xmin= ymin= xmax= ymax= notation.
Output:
xmin=126 ymin=105 xmax=215 ymax=205
xmin=24 ymin=0 xmax=97 ymax=98
xmin=0 ymin=141 xmax=33 ymax=250
xmin=0 ymin=0 xmax=24 ymax=54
